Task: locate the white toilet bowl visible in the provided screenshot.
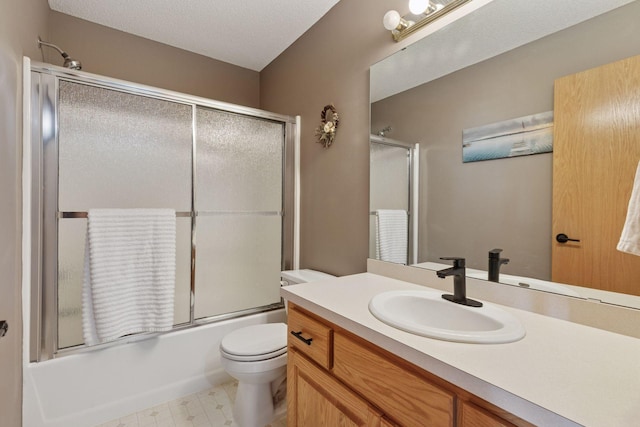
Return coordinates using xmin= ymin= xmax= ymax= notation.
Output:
xmin=220 ymin=323 xmax=288 ymax=427
xmin=220 ymin=269 xmax=336 ymax=427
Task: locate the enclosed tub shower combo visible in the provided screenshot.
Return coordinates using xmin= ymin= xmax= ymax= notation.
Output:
xmin=23 ymin=59 xmax=298 ymax=427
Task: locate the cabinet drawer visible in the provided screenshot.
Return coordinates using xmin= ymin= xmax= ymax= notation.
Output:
xmin=333 ymin=331 xmax=454 ymax=427
xmin=287 ymin=306 xmax=332 ymax=369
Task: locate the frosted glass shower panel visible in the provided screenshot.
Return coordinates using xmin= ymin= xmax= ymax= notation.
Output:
xmin=196 ymin=108 xmax=283 ymax=212
xmin=370 ymin=143 xmax=410 ymax=211
xmin=57 ymin=81 xmax=192 ymax=211
xmin=195 ymin=108 xmax=284 ymax=318
xmin=56 ymin=81 xmax=194 ymax=349
xmin=194 ymin=216 xmax=282 ymax=318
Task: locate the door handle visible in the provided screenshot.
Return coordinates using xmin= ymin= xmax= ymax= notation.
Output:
xmin=0 ymin=320 xmax=7 ymax=338
xmin=556 ymin=233 xmax=580 ymax=244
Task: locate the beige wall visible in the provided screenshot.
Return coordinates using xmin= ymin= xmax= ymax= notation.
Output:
xmin=48 ymin=11 xmax=260 ymax=108
xmin=261 ymin=0 xmax=416 ymax=276
xmin=0 ymin=1 xmax=49 ymax=425
xmin=371 ymin=2 xmax=640 ymax=279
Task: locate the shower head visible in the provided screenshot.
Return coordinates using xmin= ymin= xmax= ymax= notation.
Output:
xmin=62 ymin=55 xmax=82 ymax=70
xmin=37 ymin=37 xmax=82 ymax=70
xmin=377 ymin=126 xmax=393 ymax=137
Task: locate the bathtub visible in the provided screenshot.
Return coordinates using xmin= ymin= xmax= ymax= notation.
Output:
xmin=23 ymin=309 xmax=286 ymax=427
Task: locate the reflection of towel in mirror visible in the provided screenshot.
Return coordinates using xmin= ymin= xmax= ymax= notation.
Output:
xmin=618 ymin=161 xmax=640 ymax=256
xmin=376 ymin=209 xmax=408 ymax=264
xmin=82 ymin=209 xmax=176 ymax=346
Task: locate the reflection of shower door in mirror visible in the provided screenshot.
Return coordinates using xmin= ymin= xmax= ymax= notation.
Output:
xmin=369 ymin=137 xmax=416 ymax=264
xmin=552 ymin=54 xmax=640 ymax=296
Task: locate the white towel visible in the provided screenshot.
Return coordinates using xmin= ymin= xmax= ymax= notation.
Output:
xmin=618 ymin=161 xmax=640 ymax=256
xmin=375 ymin=209 xmax=408 ymax=264
xmin=82 ymin=209 xmax=176 ymax=346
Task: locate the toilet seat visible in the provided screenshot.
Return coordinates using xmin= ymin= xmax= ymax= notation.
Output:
xmin=220 ymin=323 xmax=287 ymax=362
xmin=221 ymin=346 xmax=287 ymax=362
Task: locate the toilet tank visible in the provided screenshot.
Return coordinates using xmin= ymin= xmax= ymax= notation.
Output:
xmin=280 ymin=269 xmax=336 ymax=286
xmin=280 ymin=269 xmax=335 ymax=312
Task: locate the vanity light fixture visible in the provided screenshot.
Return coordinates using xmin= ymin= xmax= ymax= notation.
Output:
xmin=382 ymin=10 xmax=412 ymax=33
xmin=409 ymin=0 xmax=439 ymax=15
xmin=383 ymin=0 xmax=472 ymax=42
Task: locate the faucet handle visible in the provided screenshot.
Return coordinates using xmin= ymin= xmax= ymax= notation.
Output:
xmin=439 ymin=257 xmax=465 ymax=268
xmin=489 ymin=248 xmax=503 ymax=258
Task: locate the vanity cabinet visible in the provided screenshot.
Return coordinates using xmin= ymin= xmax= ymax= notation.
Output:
xmin=288 ymin=349 xmax=383 ymax=426
xmin=287 ymin=304 xmax=530 ymax=427
xmin=333 ymin=331 xmax=454 ymax=426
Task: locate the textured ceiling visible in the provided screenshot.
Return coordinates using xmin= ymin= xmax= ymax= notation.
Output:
xmin=48 ymin=0 xmax=340 ymax=71
xmin=371 ymin=0 xmax=636 ymax=102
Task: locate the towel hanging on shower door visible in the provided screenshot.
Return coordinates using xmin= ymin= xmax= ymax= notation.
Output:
xmin=82 ymin=209 xmax=176 ymax=346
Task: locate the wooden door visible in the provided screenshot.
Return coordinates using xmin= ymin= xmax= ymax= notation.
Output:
xmin=287 ymin=349 xmax=382 ymax=427
xmin=552 ymin=54 xmax=640 ymax=295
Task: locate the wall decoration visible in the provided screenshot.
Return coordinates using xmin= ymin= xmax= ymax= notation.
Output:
xmin=315 ymin=104 xmax=339 ymax=148
xmin=462 ymin=111 xmax=553 ymax=163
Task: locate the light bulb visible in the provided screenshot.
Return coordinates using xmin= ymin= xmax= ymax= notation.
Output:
xmin=383 ymin=10 xmax=401 ymax=31
xmin=409 ymin=0 xmax=430 ymax=14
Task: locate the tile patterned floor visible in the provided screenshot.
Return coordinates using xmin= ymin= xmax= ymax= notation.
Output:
xmin=97 ymin=381 xmax=287 ymax=427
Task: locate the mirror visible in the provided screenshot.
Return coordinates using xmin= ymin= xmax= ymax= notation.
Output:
xmin=369 ymin=0 xmax=640 ymax=309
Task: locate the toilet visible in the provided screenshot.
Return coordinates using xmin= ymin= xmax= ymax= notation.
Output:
xmin=219 ymin=269 xmax=335 ymax=427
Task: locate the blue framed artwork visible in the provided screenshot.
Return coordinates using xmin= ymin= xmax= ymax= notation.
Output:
xmin=462 ymin=111 xmax=553 ymax=163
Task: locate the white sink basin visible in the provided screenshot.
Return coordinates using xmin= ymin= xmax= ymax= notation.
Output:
xmin=369 ymin=289 xmax=525 ymax=344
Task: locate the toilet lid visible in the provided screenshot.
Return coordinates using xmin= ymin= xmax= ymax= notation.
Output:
xmin=221 ymin=323 xmax=287 ymax=362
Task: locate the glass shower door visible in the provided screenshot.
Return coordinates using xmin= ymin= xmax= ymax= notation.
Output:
xmin=32 ymin=67 xmax=295 ymax=360
xmin=56 ymin=81 xmax=193 ymax=348
xmin=194 ymin=108 xmax=284 ymax=318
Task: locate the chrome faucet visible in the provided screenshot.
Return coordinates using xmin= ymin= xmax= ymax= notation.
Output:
xmin=436 ymin=257 xmax=482 ymax=307
xmin=488 ymin=248 xmax=509 ymax=282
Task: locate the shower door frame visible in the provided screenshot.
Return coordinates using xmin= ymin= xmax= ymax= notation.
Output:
xmin=28 ymin=62 xmax=298 ymax=361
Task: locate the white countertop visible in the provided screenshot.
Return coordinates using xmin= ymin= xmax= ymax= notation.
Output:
xmin=281 ymin=273 xmax=640 ymax=427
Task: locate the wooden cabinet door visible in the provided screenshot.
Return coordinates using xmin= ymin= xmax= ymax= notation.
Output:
xmin=288 ymin=349 xmax=382 ymax=427
xmin=332 ymin=332 xmax=454 ymax=427
xmin=552 ymin=54 xmax=640 ymax=295
xmin=459 ymin=401 xmax=516 ymax=427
